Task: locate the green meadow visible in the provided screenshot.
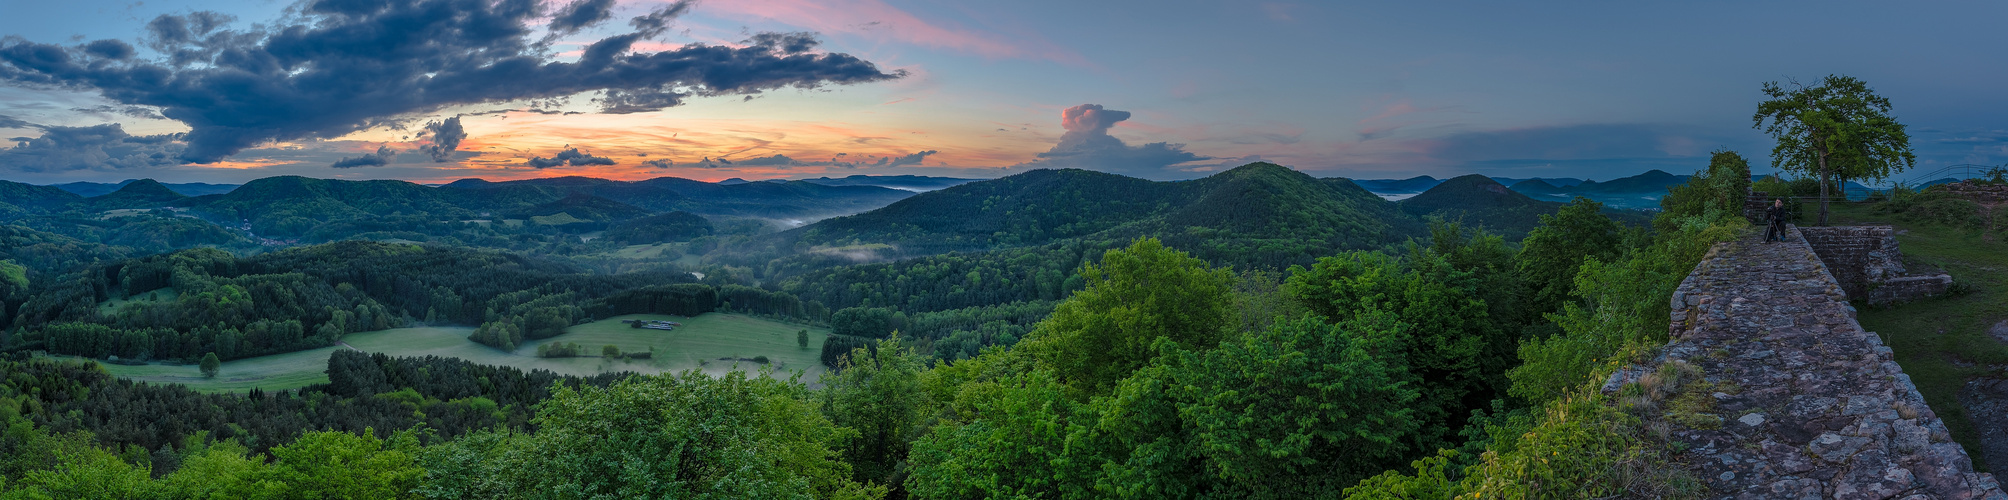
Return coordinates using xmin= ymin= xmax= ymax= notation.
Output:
xmin=60 ymin=313 xmax=830 ymax=394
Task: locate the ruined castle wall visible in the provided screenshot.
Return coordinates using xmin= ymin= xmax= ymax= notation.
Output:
xmin=1798 ymin=225 xmax=1952 ymax=305
xmin=1609 ymin=226 xmax=2003 ymax=498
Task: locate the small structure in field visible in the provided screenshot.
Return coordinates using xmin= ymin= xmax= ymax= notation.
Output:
xmin=622 ymin=319 xmax=680 ymax=331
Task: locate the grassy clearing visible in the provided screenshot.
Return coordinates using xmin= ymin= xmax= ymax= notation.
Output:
xmin=608 ymin=243 xmax=682 ymax=259
xmin=49 ymin=313 xmax=831 ymax=394
xmin=97 ymin=287 xmax=179 ymax=315
xmin=62 ymin=345 xmax=347 ymax=394
xmin=1826 ymin=202 xmax=2008 ymax=470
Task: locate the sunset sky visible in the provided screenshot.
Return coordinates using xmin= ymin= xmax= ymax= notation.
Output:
xmin=1 ymin=0 xmax=2004 ymax=185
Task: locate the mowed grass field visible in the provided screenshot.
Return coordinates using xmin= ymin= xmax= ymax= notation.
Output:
xmin=1827 ymin=202 xmax=2008 ymax=469
xmin=60 ymin=313 xmax=830 ymax=394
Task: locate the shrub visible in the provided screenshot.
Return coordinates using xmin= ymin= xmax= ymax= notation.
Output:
xmin=1901 ymin=198 xmax=1985 ymax=229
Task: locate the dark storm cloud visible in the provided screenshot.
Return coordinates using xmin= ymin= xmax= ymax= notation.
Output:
xmin=0 ymin=113 xmax=32 ymax=129
xmin=641 ymin=158 xmax=673 ymax=169
xmin=548 ymin=0 xmax=617 ymax=35
xmin=1012 ymin=104 xmax=1205 ymax=177
xmin=527 ymin=147 xmax=615 ymax=168
xmin=0 ymin=0 xmax=905 ymax=164
xmin=419 ymin=117 xmax=468 ymax=162
xmin=81 ymin=40 xmax=136 ymax=60
xmin=330 ymin=145 xmax=397 ymax=168
xmin=0 ymin=123 xmax=186 ymax=172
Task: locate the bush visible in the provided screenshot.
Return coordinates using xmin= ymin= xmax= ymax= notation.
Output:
xmin=536 ymin=342 xmax=584 ymax=358
xmin=1901 ymin=198 xmax=1985 ymax=229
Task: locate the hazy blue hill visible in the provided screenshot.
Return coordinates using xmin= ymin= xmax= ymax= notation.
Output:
xmin=795 ymin=174 xmax=979 ymax=191
xmin=1503 ymin=169 xmax=1694 ymax=209
xmin=1508 ymin=178 xmax=1568 ymax=196
xmin=1572 ymin=169 xmax=1687 ymax=193
xmin=1401 ymin=174 xmax=1565 ymax=239
xmin=87 ymin=179 xmax=188 ymax=210
xmin=1353 ymin=175 xmax=1441 ymax=193
xmin=1492 ymin=177 xmax=1585 ymax=188
xmin=0 ymin=180 xmax=84 ymax=214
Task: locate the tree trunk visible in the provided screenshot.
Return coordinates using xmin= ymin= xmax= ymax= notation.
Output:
xmin=1816 ymin=150 xmax=1831 ymax=226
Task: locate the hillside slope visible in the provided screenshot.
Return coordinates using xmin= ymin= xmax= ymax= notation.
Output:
xmin=1400 ymin=174 xmax=1566 ymax=239
xmin=743 ymin=163 xmax=1426 ymax=272
xmin=88 ymin=179 xmax=189 ymax=210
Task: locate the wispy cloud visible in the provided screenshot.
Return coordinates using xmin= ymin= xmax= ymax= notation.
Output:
xmin=684 ymin=0 xmax=1090 ymax=65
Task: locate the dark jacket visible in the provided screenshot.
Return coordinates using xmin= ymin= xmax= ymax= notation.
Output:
xmin=1765 ymin=204 xmax=1786 ymax=223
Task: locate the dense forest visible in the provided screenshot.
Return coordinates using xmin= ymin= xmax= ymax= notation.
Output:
xmin=0 ymin=153 xmax=1787 ymax=498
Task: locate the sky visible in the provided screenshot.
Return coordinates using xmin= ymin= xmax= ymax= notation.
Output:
xmin=1 ymin=0 xmax=2004 ymax=186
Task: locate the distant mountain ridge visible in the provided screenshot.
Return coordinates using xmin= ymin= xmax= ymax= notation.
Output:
xmin=442 ymin=176 xmax=913 ymax=218
xmin=791 ymin=174 xmax=980 ymax=192
xmin=739 ymin=163 xmax=1426 ymax=270
xmin=144 ymin=175 xmax=915 ymax=238
xmin=1402 ymin=174 xmax=1650 ymax=238
xmin=50 ymin=179 xmax=240 ymax=197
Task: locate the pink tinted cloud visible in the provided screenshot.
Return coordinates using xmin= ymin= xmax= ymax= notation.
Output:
xmin=663 ymin=0 xmax=1088 ymax=65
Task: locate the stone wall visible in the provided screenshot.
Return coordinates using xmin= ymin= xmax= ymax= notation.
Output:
xmin=1798 ymin=225 xmax=1953 ymax=305
xmin=1608 ymin=226 xmax=2004 ymax=498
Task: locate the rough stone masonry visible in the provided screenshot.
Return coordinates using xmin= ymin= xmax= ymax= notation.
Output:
xmin=1607 ymin=225 xmax=2004 ymax=499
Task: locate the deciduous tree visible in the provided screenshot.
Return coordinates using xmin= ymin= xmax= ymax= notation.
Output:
xmin=1754 ymin=75 xmax=1915 ymax=225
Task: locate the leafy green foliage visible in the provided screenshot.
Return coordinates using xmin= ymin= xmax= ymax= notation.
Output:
xmin=1160 ymin=313 xmax=1422 ymax=495
xmin=1516 ymin=197 xmax=1625 ymax=316
xmin=450 ymin=370 xmax=880 ymax=499
xmin=1021 ymin=238 xmax=1234 ymax=398
xmin=1754 ymin=74 xmax=1916 ymax=224
xmin=821 ymin=337 xmax=930 ymax=491
xmin=604 ymin=211 xmax=715 ymax=244
xmin=262 ymin=429 xmax=423 ymax=498
xmin=199 ymin=352 xmax=220 ymax=378
xmin=1284 ymin=248 xmax=1511 ymax=442
xmin=907 ymin=314 xmax=1428 ymax=498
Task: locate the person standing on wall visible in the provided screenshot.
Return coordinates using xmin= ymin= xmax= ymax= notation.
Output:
xmin=1765 ymin=198 xmax=1788 ymax=243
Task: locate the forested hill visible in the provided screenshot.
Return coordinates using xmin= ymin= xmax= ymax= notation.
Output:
xmin=741 ymin=162 xmax=1425 ymax=269
xmin=87 ymin=179 xmax=189 ymax=210
xmin=1402 ymin=174 xmax=1651 ymax=239
xmin=440 ymin=175 xmax=915 ymax=218
xmin=778 ymin=168 xmax=1180 ymax=254
xmin=177 ymin=175 xmax=913 ymax=238
xmin=0 ymin=179 xmax=85 ymax=215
